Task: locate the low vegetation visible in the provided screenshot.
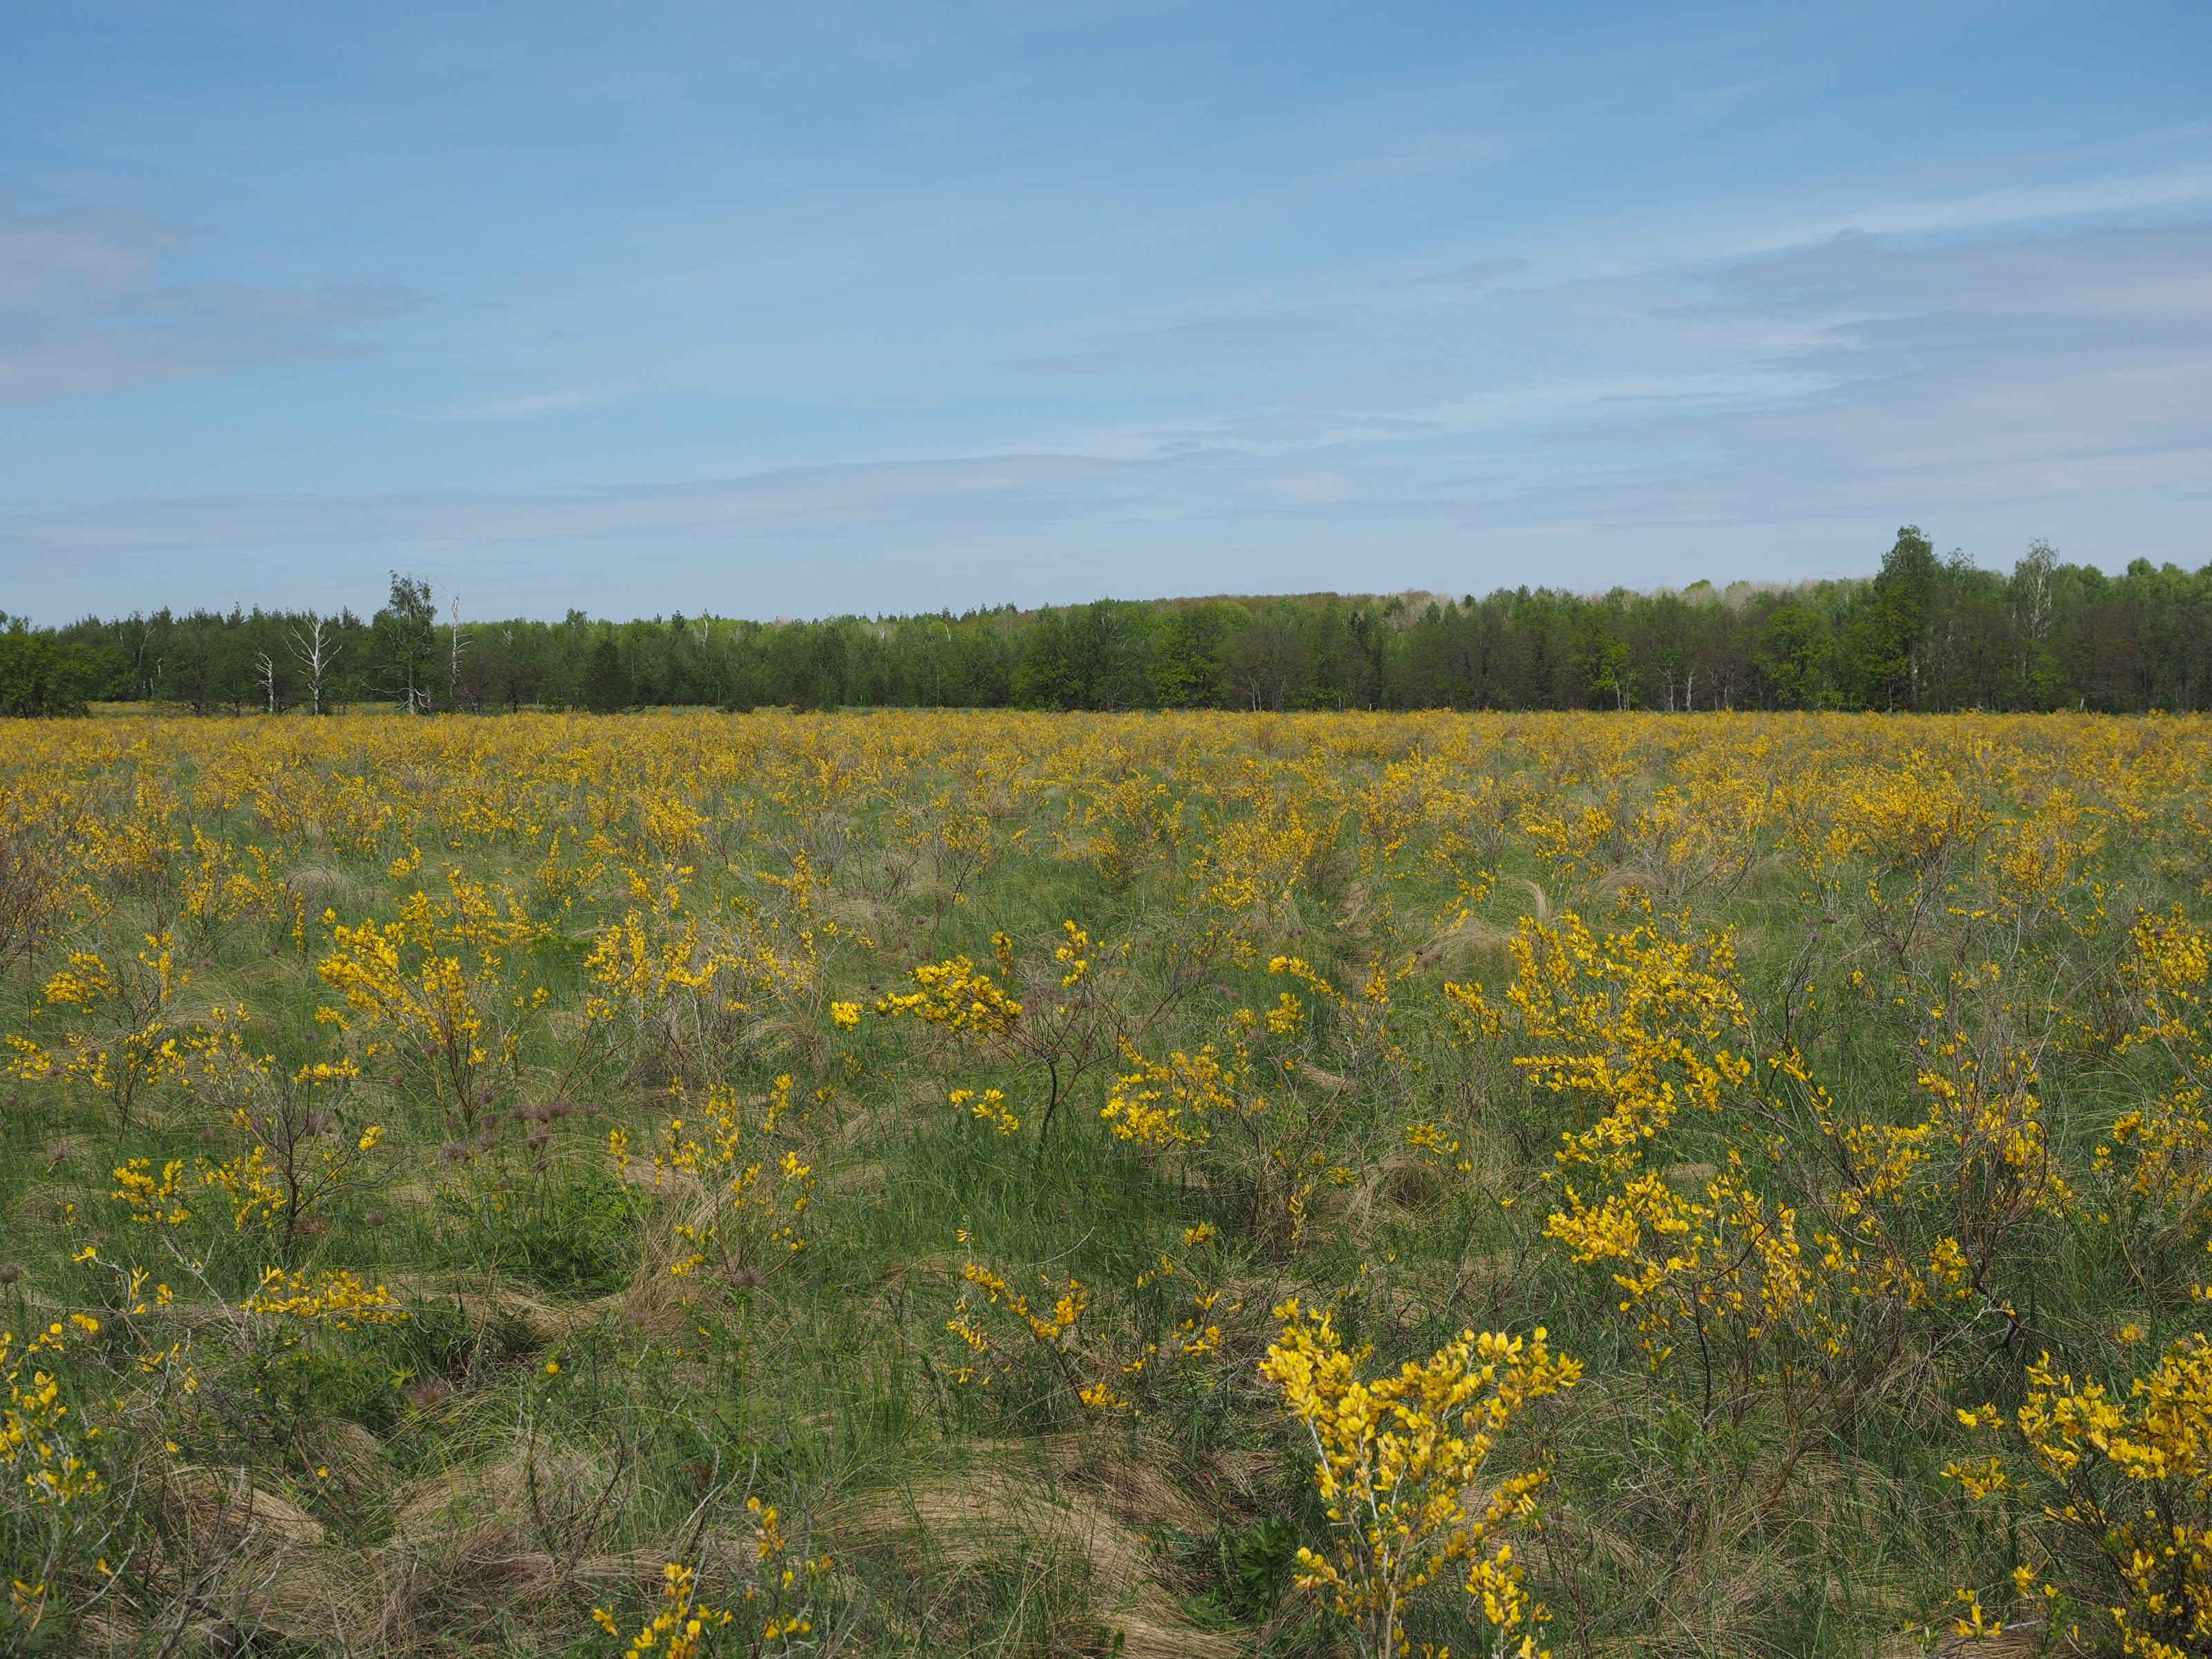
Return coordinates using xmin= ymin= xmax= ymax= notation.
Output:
xmin=3 ymin=708 xmax=2209 ymax=1656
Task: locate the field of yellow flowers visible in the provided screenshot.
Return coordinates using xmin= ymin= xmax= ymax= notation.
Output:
xmin=3 ymin=709 xmax=2211 ymax=1658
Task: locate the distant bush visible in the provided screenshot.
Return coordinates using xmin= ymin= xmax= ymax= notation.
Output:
xmin=0 ymin=624 xmax=109 ymax=718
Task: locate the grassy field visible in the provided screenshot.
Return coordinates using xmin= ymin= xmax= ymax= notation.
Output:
xmin=3 ymin=709 xmax=2209 ymax=1658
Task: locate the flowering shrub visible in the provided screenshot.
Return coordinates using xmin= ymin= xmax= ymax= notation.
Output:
xmin=0 ymin=708 xmax=2204 ymax=1652
xmin=1262 ymin=1301 xmax=1580 ymax=1658
xmin=1949 ymin=1335 xmax=2212 ymax=1656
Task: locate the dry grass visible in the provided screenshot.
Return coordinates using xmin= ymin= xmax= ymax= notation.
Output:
xmin=13 ymin=711 xmax=2209 ymax=1656
xmin=832 ymin=1432 xmax=1243 ymax=1658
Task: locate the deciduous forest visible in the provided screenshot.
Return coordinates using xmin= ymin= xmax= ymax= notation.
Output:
xmin=10 ymin=529 xmax=2210 ymax=718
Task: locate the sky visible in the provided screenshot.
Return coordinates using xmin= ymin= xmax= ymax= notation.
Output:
xmin=2 ymin=0 xmax=2209 ymax=623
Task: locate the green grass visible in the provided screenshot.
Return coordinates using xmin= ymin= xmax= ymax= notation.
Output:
xmin=1 ymin=709 xmax=2205 ymax=1656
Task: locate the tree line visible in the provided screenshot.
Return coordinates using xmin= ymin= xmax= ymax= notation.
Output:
xmin=6 ymin=528 xmax=2209 ymax=717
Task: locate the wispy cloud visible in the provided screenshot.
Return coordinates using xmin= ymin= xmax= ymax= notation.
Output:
xmin=0 ymin=452 xmax=1163 ymax=554
xmin=1398 ymin=258 xmax=1530 ymax=292
xmin=9 ymin=203 xmax=2206 ymax=613
xmin=1302 ymin=129 xmax=1519 ymax=189
xmin=437 ymin=388 xmax=610 ymax=419
xmin=0 ymin=201 xmax=417 ymax=402
xmin=1774 ymin=162 xmax=2212 ymax=246
xmin=1009 ymin=309 xmax=1347 ymax=375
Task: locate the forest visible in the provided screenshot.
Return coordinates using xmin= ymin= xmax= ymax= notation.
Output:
xmin=8 ymin=528 xmax=2210 ymax=718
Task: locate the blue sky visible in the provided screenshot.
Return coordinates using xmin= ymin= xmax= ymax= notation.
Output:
xmin=3 ymin=1 xmax=2209 ymax=621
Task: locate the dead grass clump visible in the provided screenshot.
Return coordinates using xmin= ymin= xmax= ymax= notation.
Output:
xmin=387 ymin=1443 xmax=621 ymax=1556
xmin=1929 ymin=1625 xmax=2081 ymax=1656
xmin=841 ymin=1098 xmax=915 ymax=1149
xmin=1539 ymin=1439 xmax=1938 ymax=1659
xmin=602 ymin=1191 xmax=760 ymax=1339
xmin=389 ymin=1270 xmax=615 ymax=1345
xmin=1033 ymin=1427 xmax=1213 ymax=1535
xmin=143 ymin=1465 xmax=384 ymax=1651
xmin=832 ymin=1435 xmax=1239 ymax=1658
xmin=1199 ymin=1445 xmax=1286 ymax=1510
xmin=822 ymin=1158 xmax=888 ymax=1196
xmin=1334 ymin=881 xmax=1379 ymax=950
xmin=372 ymin=1442 xmax=641 ymax=1644
xmin=1416 ymin=911 xmax=1517 ymax=975
xmin=160 ymin=1463 xmax=328 ymax=1549
xmin=308 ymin=1418 xmax=395 ymax=1521
xmin=1342 ymin=1150 xmax=1441 ymax=1234
xmin=281 ymin=861 xmax=361 ymax=908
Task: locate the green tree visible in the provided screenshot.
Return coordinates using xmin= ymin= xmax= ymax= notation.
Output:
xmin=581 ymin=633 xmax=632 ymax=713
xmin=1228 ymin=605 xmax=1314 ymax=711
xmin=1839 ymin=527 xmax=1940 ymax=709
xmin=2009 ymin=540 xmax=2061 ymax=709
xmin=1152 ymin=603 xmax=1239 ymax=708
xmin=1755 ymin=601 xmax=1834 ymax=709
xmin=0 ymin=625 xmax=106 ymax=717
xmin=1578 ymin=595 xmax=1634 ymax=710
xmin=373 ymin=572 xmax=439 ymax=713
xmin=1062 ymin=600 xmax=1159 ymax=709
xmin=1012 ymin=609 xmax=1079 ymax=709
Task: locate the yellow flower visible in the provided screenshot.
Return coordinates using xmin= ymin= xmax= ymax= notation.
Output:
xmin=1261 ymin=1300 xmax=1579 ymax=1656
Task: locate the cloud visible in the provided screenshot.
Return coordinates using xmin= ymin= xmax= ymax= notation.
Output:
xmin=1302 ymin=130 xmax=1518 ymax=189
xmin=1400 ymin=257 xmax=1530 ymax=291
xmin=12 ymin=209 xmax=2204 ymax=611
xmin=1017 ymin=212 xmax=2212 ymax=532
xmin=438 ymin=388 xmax=610 ymax=419
xmin=1009 ymin=309 xmax=1347 ymax=375
xmin=1539 ymin=221 xmax=2212 ymax=520
xmin=0 ymin=449 xmax=1205 ymax=619
xmin=0 ymin=452 xmax=1167 ymax=558
xmin=1686 ymin=223 xmax=2212 ymax=324
xmin=0 ymin=201 xmax=418 ymax=402
xmin=9 ymin=151 xmax=2210 ymax=621
xmin=1788 ymin=162 xmax=2212 ymax=245
xmin=0 ymin=204 xmax=185 ymax=312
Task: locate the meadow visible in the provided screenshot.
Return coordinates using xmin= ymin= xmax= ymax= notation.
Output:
xmin=2 ymin=709 xmax=2209 ymax=1658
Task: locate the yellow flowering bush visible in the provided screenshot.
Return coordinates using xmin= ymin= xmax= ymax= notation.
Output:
xmin=5 ymin=933 xmax=196 ymax=1125
xmin=242 ymin=1266 xmax=407 ymax=1329
xmin=1949 ymin=1335 xmax=2212 ymax=1656
xmin=612 ymin=1078 xmax=816 ymax=1283
xmin=592 ymin=1498 xmax=833 ymax=1657
xmin=0 ymin=707 xmax=2210 ymax=1651
xmin=1261 ymin=1300 xmax=1580 ymax=1658
xmin=0 ymin=1316 xmax=104 ymax=1649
